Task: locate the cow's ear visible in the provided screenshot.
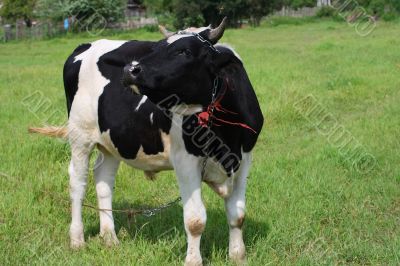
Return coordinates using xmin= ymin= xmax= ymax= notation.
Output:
xmin=213 ymin=50 xmax=242 ymax=71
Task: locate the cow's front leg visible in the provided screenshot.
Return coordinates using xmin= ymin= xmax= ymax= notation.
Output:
xmin=224 ymin=154 xmax=251 ymax=264
xmin=175 ymin=158 xmax=205 ymax=266
xmin=94 ymin=151 xmax=120 ymax=246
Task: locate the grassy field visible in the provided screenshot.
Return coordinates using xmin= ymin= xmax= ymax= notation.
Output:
xmin=1 ymin=19 xmax=399 ymax=265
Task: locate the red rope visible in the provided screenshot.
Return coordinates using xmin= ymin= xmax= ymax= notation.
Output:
xmin=196 ymin=78 xmax=257 ymax=134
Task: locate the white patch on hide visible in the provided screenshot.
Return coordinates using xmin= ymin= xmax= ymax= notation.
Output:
xmin=135 ymin=95 xmax=147 ymax=111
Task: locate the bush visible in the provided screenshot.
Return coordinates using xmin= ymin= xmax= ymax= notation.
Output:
xmin=155 ymin=13 xmax=176 ymax=30
xmin=141 ymin=24 xmax=159 ymax=32
xmin=382 ymin=12 xmax=398 ymax=21
xmin=316 ymin=6 xmax=337 ymax=18
xmin=0 ymin=0 xmax=36 ymax=26
xmin=34 ymin=0 xmax=65 ymax=22
xmin=66 ymin=0 xmax=125 ymax=23
xmin=147 ymin=0 xmax=273 ymax=29
xmin=172 ymin=0 xmax=204 ymax=29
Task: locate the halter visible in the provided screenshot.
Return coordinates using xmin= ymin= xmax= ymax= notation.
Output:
xmin=176 ymin=30 xmax=220 ymax=53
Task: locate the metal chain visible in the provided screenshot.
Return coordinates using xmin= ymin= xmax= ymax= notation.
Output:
xmin=176 ymin=31 xmax=220 ymax=53
xmin=82 ymin=196 xmax=182 ymax=218
xmin=141 ymin=196 xmax=182 ymax=217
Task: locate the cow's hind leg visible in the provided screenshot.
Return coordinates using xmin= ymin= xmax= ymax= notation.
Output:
xmin=224 ymin=153 xmax=251 ymax=264
xmin=94 ymin=150 xmax=120 ymax=246
xmin=68 ymin=132 xmax=95 ymax=249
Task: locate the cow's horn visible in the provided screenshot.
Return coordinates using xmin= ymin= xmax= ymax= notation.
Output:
xmin=208 ymin=17 xmax=227 ymax=43
xmin=158 ymin=25 xmax=174 ymax=38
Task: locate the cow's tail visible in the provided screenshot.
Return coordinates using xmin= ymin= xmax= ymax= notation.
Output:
xmin=28 ymin=126 xmax=68 ymax=139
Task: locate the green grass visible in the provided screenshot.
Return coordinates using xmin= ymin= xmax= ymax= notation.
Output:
xmin=1 ymin=20 xmax=400 ymax=265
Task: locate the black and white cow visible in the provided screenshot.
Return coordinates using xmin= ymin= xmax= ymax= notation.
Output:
xmin=31 ymin=19 xmax=263 ymax=265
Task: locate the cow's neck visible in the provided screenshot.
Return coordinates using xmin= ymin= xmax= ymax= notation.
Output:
xmin=209 ymin=75 xmax=254 ymax=133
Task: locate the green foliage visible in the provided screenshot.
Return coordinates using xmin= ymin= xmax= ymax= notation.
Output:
xmin=142 ymin=0 xmax=175 ymax=29
xmin=172 ymin=0 xmax=205 ymax=28
xmin=245 ymin=0 xmax=271 ymax=26
xmin=144 ymin=0 xmax=274 ymax=28
xmin=141 ymin=24 xmax=160 ymax=32
xmin=390 ymin=0 xmax=400 ymax=12
xmin=34 ymin=0 xmax=65 ymax=22
xmin=333 ymin=0 xmax=400 ymax=17
xmin=64 ymin=0 xmax=125 ymax=23
xmin=0 ymin=0 xmax=36 ymax=25
xmin=381 ymin=11 xmax=398 ymax=21
xmin=368 ymin=0 xmax=386 ymax=14
xmin=33 ymin=0 xmax=125 ymax=24
xmin=272 ymin=0 xmax=315 ymax=10
xmin=144 ymin=0 xmax=174 ymax=14
xmin=316 ymin=6 xmax=337 ymax=17
xmin=216 ymin=0 xmax=249 ymax=27
xmin=289 ymin=0 xmax=315 ymax=9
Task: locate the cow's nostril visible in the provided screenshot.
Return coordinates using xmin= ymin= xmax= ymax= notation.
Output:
xmin=130 ymin=66 xmax=141 ymax=75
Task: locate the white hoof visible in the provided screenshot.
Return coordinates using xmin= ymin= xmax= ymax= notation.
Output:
xmin=100 ymin=230 xmax=119 ymax=247
xmin=229 ymin=243 xmax=246 ymax=265
xmin=184 ymin=256 xmax=203 ymax=266
xmin=70 ymin=224 xmax=85 ymax=249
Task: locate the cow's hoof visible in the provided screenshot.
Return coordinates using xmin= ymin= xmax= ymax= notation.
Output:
xmin=100 ymin=230 xmax=119 ymax=247
xmin=70 ymin=239 xmax=85 ymax=249
xmin=230 ymin=256 xmax=246 ymax=265
xmin=70 ymin=224 xmax=85 ymax=249
xmin=184 ymin=257 xmax=202 ymax=266
xmin=229 ymin=249 xmax=246 ymax=265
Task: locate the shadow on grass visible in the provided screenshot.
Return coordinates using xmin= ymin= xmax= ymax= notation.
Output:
xmin=85 ymin=198 xmax=270 ymax=261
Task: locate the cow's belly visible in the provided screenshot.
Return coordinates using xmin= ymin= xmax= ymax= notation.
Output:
xmin=98 ymin=129 xmax=173 ymax=172
xmin=122 ymin=149 xmax=172 ymax=171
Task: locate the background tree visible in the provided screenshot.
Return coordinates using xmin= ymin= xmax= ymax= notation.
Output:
xmin=64 ymin=0 xmax=126 ymax=24
xmin=389 ymin=0 xmax=400 ymax=12
xmin=332 ymin=0 xmax=399 ymax=19
xmin=160 ymin=0 xmax=274 ymax=29
xmin=39 ymin=0 xmax=126 ymax=32
xmin=144 ymin=0 xmax=174 ymax=14
xmin=0 ymin=0 xmax=37 ymax=26
xmin=289 ymin=0 xmax=315 ymax=9
xmin=216 ymin=0 xmax=249 ymax=27
xmin=172 ymin=0 xmax=205 ymax=28
xmin=34 ymin=0 xmax=65 ymax=22
xmin=245 ymin=0 xmax=273 ymax=26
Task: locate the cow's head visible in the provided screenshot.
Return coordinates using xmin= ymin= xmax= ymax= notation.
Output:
xmin=123 ymin=18 xmax=241 ymax=111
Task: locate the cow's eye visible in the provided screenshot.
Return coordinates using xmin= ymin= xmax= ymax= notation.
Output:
xmin=177 ymin=49 xmax=191 ymax=56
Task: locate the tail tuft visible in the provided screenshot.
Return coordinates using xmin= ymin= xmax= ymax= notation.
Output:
xmin=28 ymin=126 xmax=68 ymax=139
